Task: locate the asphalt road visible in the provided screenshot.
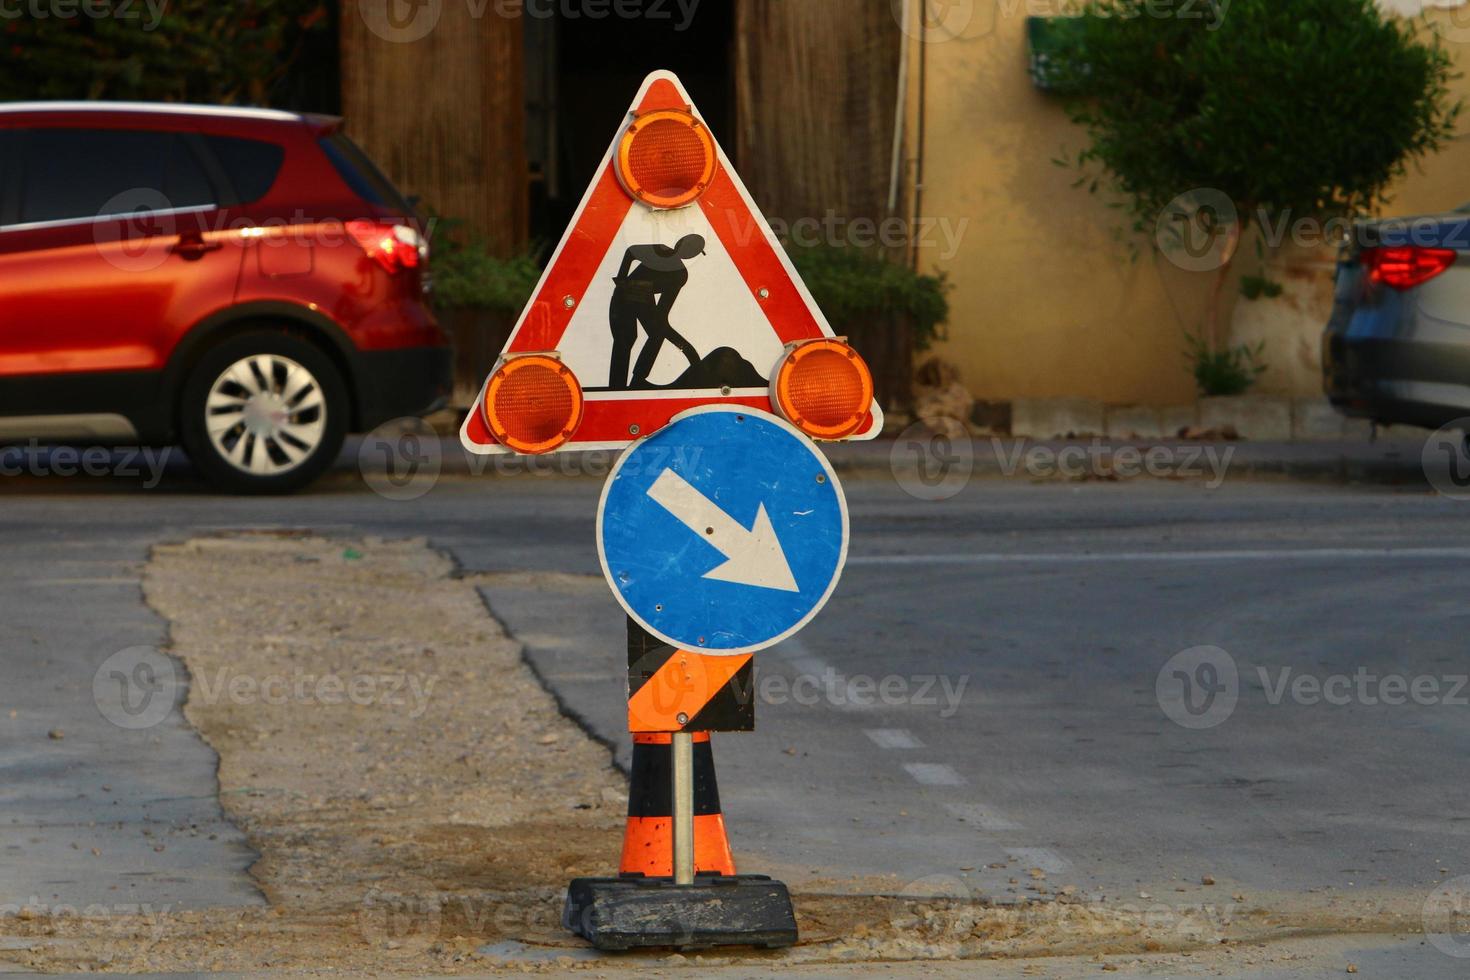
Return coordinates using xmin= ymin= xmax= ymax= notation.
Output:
xmin=2 ymin=449 xmax=1469 ymax=976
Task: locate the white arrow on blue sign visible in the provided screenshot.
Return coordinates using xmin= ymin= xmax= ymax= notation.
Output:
xmin=596 ymin=406 xmax=849 ymax=655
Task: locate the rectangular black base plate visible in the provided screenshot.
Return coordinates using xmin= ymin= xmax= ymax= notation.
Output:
xmin=563 ymin=874 xmax=797 ymax=951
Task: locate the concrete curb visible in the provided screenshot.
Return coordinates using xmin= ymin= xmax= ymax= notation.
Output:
xmin=356 ymin=435 xmax=1432 ymax=488
xmin=826 ymin=437 xmax=1429 ymax=486
xmin=1009 ymin=396 xmax=1382 ymax=443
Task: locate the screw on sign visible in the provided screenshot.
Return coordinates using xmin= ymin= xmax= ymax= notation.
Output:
xmin=458 ymin=69 xmax=880 ymax=951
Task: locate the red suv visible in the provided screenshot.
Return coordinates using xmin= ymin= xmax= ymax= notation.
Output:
xmin=0 ymin=102 xmax=452 ymax=492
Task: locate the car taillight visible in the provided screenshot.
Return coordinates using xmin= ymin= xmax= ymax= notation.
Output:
xmin=346 ymin=220 xmax=426 ymax=275
xmin=1362 ymin=246 xmax=1457 ymax=290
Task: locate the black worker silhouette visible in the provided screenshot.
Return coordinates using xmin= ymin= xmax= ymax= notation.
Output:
xmin=608 ymin=234 xmax=706 ymax=389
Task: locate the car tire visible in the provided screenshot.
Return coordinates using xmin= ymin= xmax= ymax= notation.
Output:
xmin=179 ymin=331 xmax=349 ymax=494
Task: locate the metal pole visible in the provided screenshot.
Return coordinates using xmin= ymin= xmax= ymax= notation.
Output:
xmin=671 ymin=731 xmax=694 ymax=884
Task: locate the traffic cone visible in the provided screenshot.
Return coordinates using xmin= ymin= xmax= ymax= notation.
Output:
xmin=619 ymin=732 xmax=736 ymax=876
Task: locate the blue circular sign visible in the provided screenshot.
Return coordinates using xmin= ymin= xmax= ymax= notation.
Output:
xmin=597 ymin=406 xmax=849 ymax=655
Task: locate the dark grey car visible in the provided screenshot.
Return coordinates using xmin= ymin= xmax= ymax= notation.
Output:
xmin=1323 ymin=210 xmax=1470 ymax=431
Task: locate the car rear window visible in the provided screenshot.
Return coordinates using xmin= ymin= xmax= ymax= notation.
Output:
xmin=202 ymin=134 xmax=284 ymax=204
xmin=14 ymin=129 xmax=216 ymax=225
xmin=319 ymin=132 xmax=414 ymax=214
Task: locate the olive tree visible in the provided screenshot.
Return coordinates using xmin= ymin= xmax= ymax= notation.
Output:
xmin=0 ymin=1 xmax=330 ymax=106
xmin=1051 ymin=0 xmax=1460 ymax=377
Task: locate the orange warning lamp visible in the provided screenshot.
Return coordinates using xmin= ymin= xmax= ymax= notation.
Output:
xmin=771 ymin=339 xmax=875 ymax=440
xmin=615 ymin=107 xmax=717 ymax=209
xmin=481 ymin=354 xmax=584 ymax=454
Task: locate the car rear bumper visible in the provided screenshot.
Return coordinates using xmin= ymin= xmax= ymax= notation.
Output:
xmin=1324 ymin=322 xmax=1470 ymax=430
xmin=352 ymin=344 xmax=454 ymax=431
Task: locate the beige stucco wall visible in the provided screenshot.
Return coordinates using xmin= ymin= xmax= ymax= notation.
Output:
xmin=903 ymin=3 xmax=1470 ymax=406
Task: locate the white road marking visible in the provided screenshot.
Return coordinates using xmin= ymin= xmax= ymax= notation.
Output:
xmin=786 ymin=655 xmax=829 ymax=676
xmin=903 ymin=763 xmax=966 ymax=786
xmin=774 ymin=638 xmax=871 ymax=714
xmin=776 ymin=638 xmax=1082 ymax=880
xmin=943 ymin=802 xmax=1022 ymax=831
xmin=849 ymin=547 xmax=1470 ymax=567
xmin=645 ymin=469 xmax=798 ymax=592
xmin=866 ymin=728 xmax=924 ymax=749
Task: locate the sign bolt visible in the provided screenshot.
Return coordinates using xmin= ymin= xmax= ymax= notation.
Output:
xmin=676 ymin=712 xmax=689 ymax=726
xmin=758 ymin=288 xmax=770 ymax=299
xmin=563 ymin=295 xmax=576 ymax=309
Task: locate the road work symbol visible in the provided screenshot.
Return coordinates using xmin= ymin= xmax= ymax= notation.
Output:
xmin=597 ymin=406 xmax=848 ymax=654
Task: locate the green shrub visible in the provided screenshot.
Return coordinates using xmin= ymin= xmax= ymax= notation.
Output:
xmin=1049 ymin=0 xmax=1461 ymax=361
xmin=0 ymin=2 xmax=330 ymax=105
xmin=430 ymin=239 xmax=542 ymax=313
xmin=1053 ymin=0 xmax=1459 ymax=239
xmin=786 ymin=244 xmax=950 ymax=351
xmin=1186 ymin=335 xmax=1266 ymax=397
xmin=1239 ymin=273 xmax=1284 ymax=301
xmin=430 ymin=236 xmax=951 ymax=351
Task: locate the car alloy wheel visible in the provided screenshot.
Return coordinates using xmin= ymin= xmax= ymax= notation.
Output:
xmin=204 ymin=353 xmax=327 ymax=476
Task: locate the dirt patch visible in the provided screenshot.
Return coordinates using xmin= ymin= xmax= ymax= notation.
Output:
xmin=0 ymin=534 xmax=1423 ymax=973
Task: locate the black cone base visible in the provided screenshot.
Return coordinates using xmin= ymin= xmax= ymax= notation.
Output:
xmin=563 ymin=874 xmax=797 ymax=951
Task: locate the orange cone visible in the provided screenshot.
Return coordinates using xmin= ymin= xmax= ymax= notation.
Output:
xmin=619 ymin=732 xmax=736 ymax=877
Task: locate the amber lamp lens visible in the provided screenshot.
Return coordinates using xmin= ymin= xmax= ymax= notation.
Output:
xmin=616 ymin=109 xmax=717 ymax=209
xmin=483 ymin=355 xmax=584 ymax=454
xmin=772 ymin=340 xmax=874 ymax=440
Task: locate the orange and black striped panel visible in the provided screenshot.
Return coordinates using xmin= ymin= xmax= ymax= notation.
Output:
xmin=627 ymin=618 xmax=754 ymax=733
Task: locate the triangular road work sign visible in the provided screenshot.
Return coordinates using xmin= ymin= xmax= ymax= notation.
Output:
xmin=460 ymin=69 xmax=884 ymax=454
